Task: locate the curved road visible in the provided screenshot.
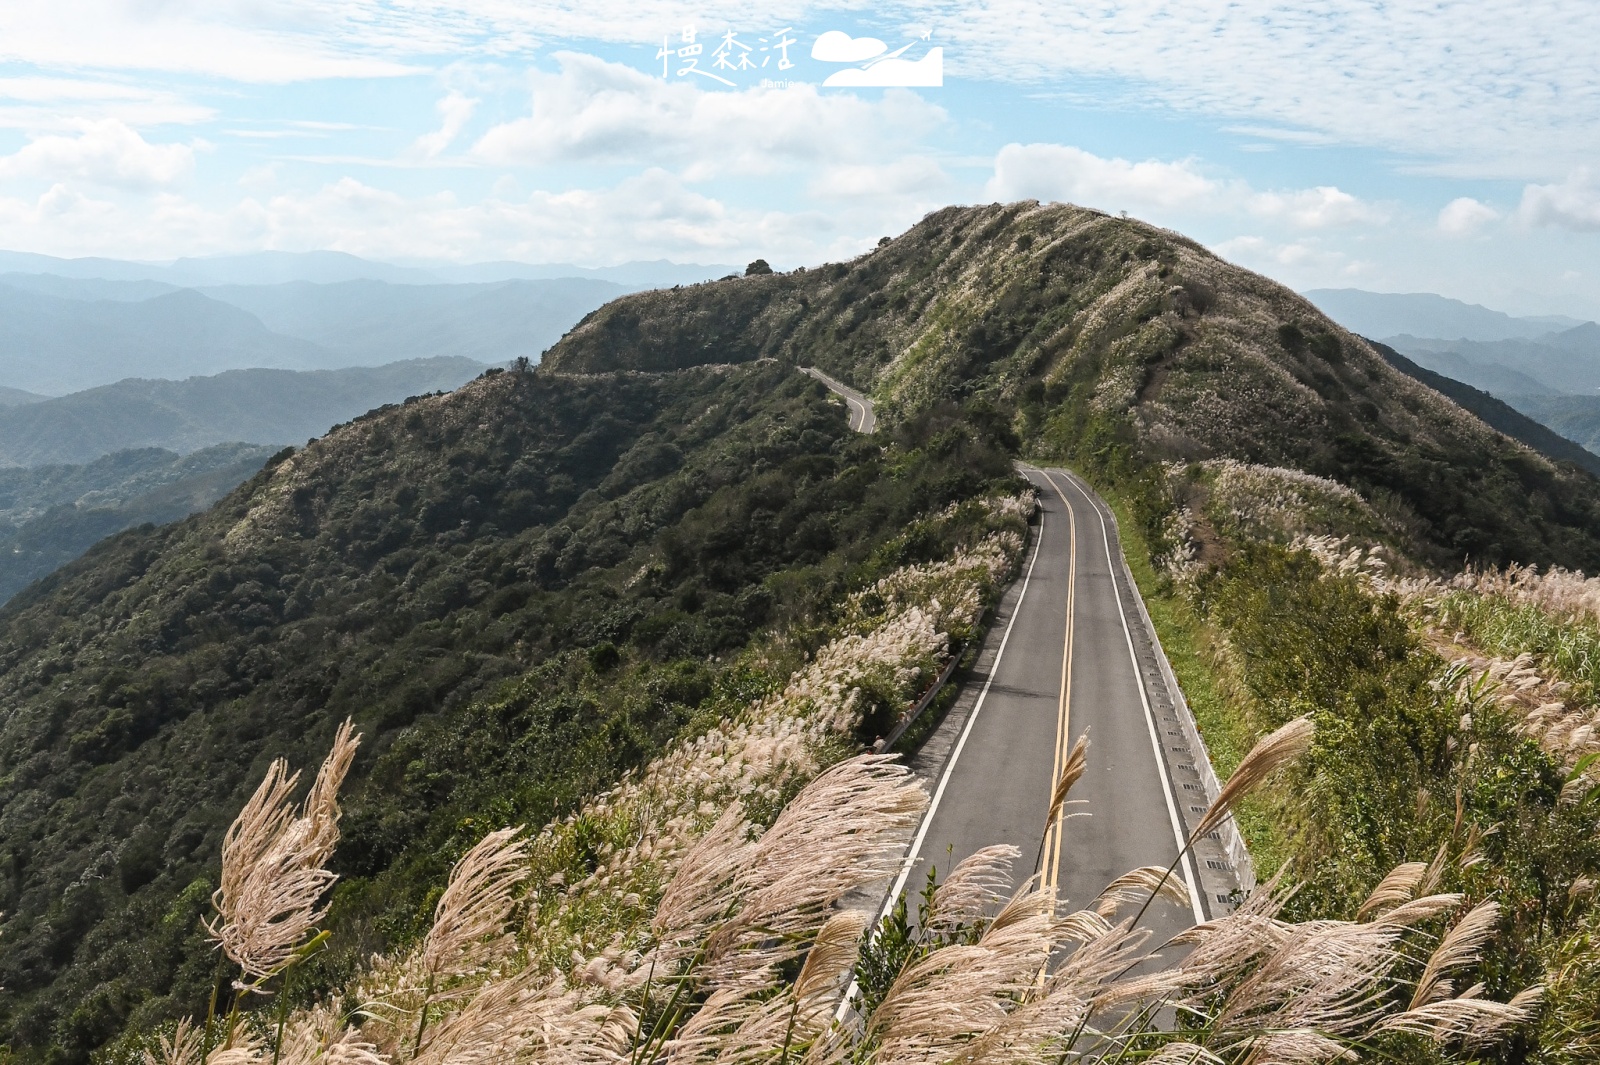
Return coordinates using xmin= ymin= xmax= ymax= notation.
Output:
xmin=797 ymin=367 xmax=1245 ymax=943
xmin=886 ymin=466 xmax=1246 ymax=942
xmin=801 ymin=367 xmax=876 ymax=433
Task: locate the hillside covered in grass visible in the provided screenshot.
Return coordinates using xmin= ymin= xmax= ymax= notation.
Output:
xmin=551 ymin=201 xmax=1600 ymax=569
xmin=5 ymin=200 xmax=1600 ymax=1062
xmin=0 ymin=361 xmax=1019 ymax=1060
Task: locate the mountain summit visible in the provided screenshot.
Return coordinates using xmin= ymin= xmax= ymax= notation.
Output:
xmin=550 ymin=201 xmax=1600 ymax=566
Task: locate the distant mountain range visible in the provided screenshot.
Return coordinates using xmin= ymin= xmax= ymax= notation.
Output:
xmin=0 ymin=249 xmax=740 ymax=395
xmin=0 ymin=275 xmax=621 ymax=395
xmin=0 ymin=443 xmax=280 ymax=605
xmin=0 ymin=249 xmax=737 ymax=289
xmin=1309 ymin=289 xmax=1600 ymax=460
xmin=1304 ymin=289 xmax=1586 ymax=342
xmin=0 ymin=357 xmax=486 ymax=467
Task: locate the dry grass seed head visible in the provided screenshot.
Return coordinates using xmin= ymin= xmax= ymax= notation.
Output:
xmin=208 ymin=721 xmax=361 ymax=983
xmin=420 ymin=826 xmax=530 ymax=987
xmin=1195 ymin=717 xmax=1313 ymax=839
xmin=1356 ymin=862 xmax=1427 ymax=921
xmin=1410 ymin=900 xmax=1501 ymax=1009
xmin=1093 ymin=865 xmax=1193 ymax=918
xmin=142 ymin=1019 xmax=200 ymax=1065
xmin=929 ymin=844 xmax=1019 ymax=930
xmin=1046 ymin=733 xmax=1090 ymax=824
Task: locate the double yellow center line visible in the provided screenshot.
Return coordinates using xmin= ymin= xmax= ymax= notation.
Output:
xmin=1039 ymin=470 xmax=1077 ymax=908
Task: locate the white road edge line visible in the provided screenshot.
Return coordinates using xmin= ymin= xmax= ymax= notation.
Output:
xmin=835 ymin=469 xmax=1050 ymax=1020
xmin=1053 ymin=468 xmax=1207 ymax=924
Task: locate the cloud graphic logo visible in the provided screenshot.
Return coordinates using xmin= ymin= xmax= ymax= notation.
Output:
xmin=811 ymin=30 xmax=888 ymax=63
xmin=823 ymin=48 xmax=943 ymax=88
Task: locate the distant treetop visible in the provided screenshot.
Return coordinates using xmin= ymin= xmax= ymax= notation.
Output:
xmin=745 ymin=259 xmax=773 ymax=276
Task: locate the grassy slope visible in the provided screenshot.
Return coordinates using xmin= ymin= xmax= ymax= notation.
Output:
xmin=9 ymin=200 xmax=1600 ymax=1061
xmin=551 ymin=202 xmax=1600 ymax=571
xmin=0 ymin=361 xmax=1021 ymax=1061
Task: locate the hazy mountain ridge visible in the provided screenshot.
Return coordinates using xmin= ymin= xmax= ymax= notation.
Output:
xmin=1387 ymin=326 xmax=1600 ymax=395
xmin=0 ymin=444 xmax=279 ymax=605
xmin=1369 ymin=341 xmax=1600 ymax=475
xmin=0 ymin=357 xmax=486 ymax=467
xmin=197 ymin=277 xmax=627 ymax=366
xmin=0 ymin=286 xmax=329 ymax=395
xmin=1305 ymin=287 xmax=1589 ymax=342
xmin=0 ymin=249 xmax=735 ymax=289
xmin=0 ymin=277 xmax=616 ymax=395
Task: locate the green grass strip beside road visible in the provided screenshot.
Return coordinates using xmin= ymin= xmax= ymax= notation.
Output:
xmin=1097 ymin=487 xmax=1292 ymax=880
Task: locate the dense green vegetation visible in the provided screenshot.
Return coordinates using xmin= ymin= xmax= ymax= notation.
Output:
xmin=0 ymin=360 xmax=1019 ymax=1061
xmin=554 ymin=202 xmax=1600 ymax=571
xmin=7 ymin=200 xmax=1600 ymax=1061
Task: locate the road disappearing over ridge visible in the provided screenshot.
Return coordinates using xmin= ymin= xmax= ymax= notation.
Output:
xmin=888 ymin=465 xmax=1246 ymax=944
xmin=801 ymin=367 xmax=876 ymax=433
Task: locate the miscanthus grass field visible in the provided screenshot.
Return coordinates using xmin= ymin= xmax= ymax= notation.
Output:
xmin=111 ymin=484 xmax=1565 ymax=1065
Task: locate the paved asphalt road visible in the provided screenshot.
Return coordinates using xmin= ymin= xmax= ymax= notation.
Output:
xmin=884 ymin=465 xmax=1245 ymax=947
xmin=801 ymin=367 xmax=876 ymax=433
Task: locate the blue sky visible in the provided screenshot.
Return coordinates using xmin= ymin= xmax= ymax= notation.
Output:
xmin=0 ymin=2 xmax=1597 ymax=316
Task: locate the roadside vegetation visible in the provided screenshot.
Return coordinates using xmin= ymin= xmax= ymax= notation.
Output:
xmin=7 ymin=201 xmax=1600 ymax=1062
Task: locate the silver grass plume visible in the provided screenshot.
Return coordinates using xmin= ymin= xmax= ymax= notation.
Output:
xmin=274 ymin=1006 xmax=386 ymax=1065
xmin=1046 ymin=733 xmax=1090 ymax=824
xmin=928 ymin=845 xmax=1018 ymax=931
xmin=1094 ymin=865 xmax=1194 ymax=918
xmin=142 ymin=1019 xmax=200 ymax=1065
xmin=1355 ymin=862 xmax=1427 ymax=920
xmin=419 ymin=826 xmax=530 ymax=989
xmin=1194 ymin=717 xmax=1314 ymax=840
xmin=652 ymin=806 xmax=756 ymax=952
xmin=1377 ymin=983 xmax=1542 ymax=1047
xmin=698 ymin=910 xmax=870 ymax=1064
xmin=1146 ymin=1043 xmax=1226 ymax=1065
xmin=1409 ymin=899 xmax=1501 ymax=1008
xmin=208 ymin=720 xmax=360 ymax=984
xmin=698 ymin=755 xmax=926 ymax=984
xmin=409 ymin=972 xmax=610 ymax=1065
xmin=866 ymin=887 xmax=1057 ymax=1064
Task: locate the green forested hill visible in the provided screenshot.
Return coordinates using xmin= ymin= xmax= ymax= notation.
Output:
xmin=552 ymin=202 xmax=1600 ymax=569
xmin=6 ymin=200 xmax=1600 ymax=1061
xmin=0 ymin=361 xmax=1017 ymax=1060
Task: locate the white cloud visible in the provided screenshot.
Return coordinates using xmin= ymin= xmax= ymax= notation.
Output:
xmin=986 ymin=142 xmax=1218 ymax=212
xmin=1 ymin=3 xmax=1590 ymax=176
xmin=472 ymin=53 xmax=946 ymax=178
xmin=807 ymin=157 xmax=949 ymax=200
xmin=0 ymin=119 xmax=194 ymax=190
xmin=1249 ymin=186 xmax=1385 ymax=228
xmin=985 ymin=142 xmax=1382 ymax=230
xmin=1518 ymin=169 xmax=1600 ymax=231
xmin=1438 ymin=196 xmax=1500 ymax=235
xmin=0 ymin=169 xmax=928 ymax=266
xmin=1212 ymin=234 xmax=1368 ymax=284
xmin=408 ymin=91 xmax=480 ymax=160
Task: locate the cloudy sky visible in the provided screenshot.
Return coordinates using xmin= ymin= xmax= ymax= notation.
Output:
xmin=1 ymin=2 xmax=1597 ymax=315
